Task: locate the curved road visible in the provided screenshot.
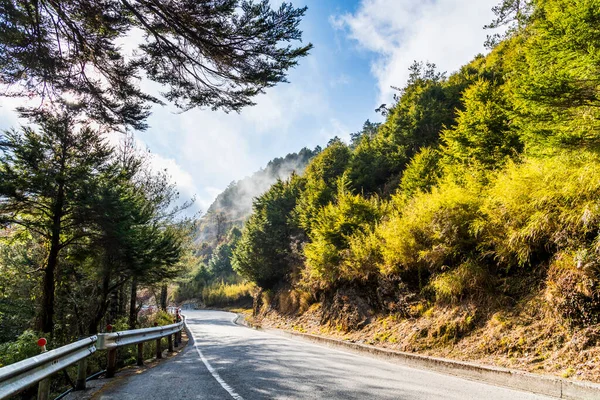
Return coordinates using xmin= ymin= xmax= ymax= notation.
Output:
xmin=96 ymin=310 xmax=554 ymax=400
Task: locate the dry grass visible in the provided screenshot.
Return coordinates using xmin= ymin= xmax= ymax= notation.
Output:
xmin=255 ymin=288 xmax=600 ymax=383
xmin=202 ymin=281 xmax=255 ymax=307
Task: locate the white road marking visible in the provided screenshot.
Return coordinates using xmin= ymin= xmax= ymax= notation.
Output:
xmin=186 ymin=322 xmax=245 ymax=400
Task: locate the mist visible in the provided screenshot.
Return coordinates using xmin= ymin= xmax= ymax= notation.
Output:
xmin=197 ymin=147 xmax=320 ymax=242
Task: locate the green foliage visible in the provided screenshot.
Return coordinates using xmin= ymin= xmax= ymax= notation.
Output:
xmin=0 ymin=112 xmax=190 ymax=337
xmin=303 ymin=179 xmax=383 ymax=285
xmin=0 ymin=0 xmax=312 ymax=129
xmin=350 ymin=120 xmax=381 ymax=148
xmin=348 ymin=62 xmax=467 ymax=195
xmin=399 ymin=147 xmax=442 ymax=198
xmin=442 ymin=79 xmax=522 ymax=169
xmin=0 ymin=110 xmax=113 ymax=334
xmin=233 ymin=176 xmax=304 ymax=289
xmin=176 ymin=225 xmax=246 ymax=304
xmin=430 ymin=261 xmax=489 ymax=303
xmin=0 ymin=236 xmax=41 ymax=343
xmin=208 ymin=243 xmax=236 ymax=280
xmin=343 ymin=229 xmax=385 ymax=282
xmin=296 ymin=140 xmax=351 ymax=230
xmin=378 ymin=181 xmax=483 ymax=277
xmin=481 ymin=151 xmax=600 ymax=269
xmin=153 ymin=310 xmax=176 ymax=327
xmin=0 ymin=330 xmax=40 ymax=367
xmin=511 ymin=0 xmax=600 ymax=146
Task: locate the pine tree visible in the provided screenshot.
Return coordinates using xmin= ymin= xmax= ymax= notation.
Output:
xmin=0 ymin=0 xmax=312 ymax=130
xmin=0 ymin=110 xmax=112 ymax=334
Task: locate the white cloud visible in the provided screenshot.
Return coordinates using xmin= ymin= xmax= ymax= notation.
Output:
xmin=145 ymin=151 xmax=200 ymax=210
xmin=0 ymin=13 xmax=339 ymax=217
xmin=137 ymin=63 xmax=333 ymax=215
xmin=319 ymin=117 xmax=351 ymax=144
xmin=0 ymin=97 xmax=36 ymax=131
xmin=332 ymin=0 xmax=498 ymax=105
xmin=329 ymin=73 xmax=351 ymax=88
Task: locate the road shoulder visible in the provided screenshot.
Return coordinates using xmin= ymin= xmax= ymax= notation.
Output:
xmin=233 ymin=312 xmax=600 ymax=400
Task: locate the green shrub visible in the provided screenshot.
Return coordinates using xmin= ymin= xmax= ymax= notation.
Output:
xmin=303 ymin=181 xmax=383 ymax=286
xmin=377 ymin=181 xmax=482 ymax=276
xmin=153 ymin=310 xmax=176 ymax=326
xmin=481 ymin=151 xmax=600 ymax=269
xmin=343 ymin=229 xmax=384 ymax=281
xmin=0 ymin=330 xmax=41 ymax=367
xmin=430 ymin=261 xmax=489 ymax=303
xmin=398 ymin=147 xmax=442 ymax=198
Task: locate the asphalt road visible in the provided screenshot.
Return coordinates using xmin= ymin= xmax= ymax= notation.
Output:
xmin=97 ymin=310 xmax=555 ymax=400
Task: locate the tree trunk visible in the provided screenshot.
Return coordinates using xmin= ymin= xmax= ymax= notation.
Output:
xmin=39 ymin=183 xmax=65 ymax=334
xmin=160 ymin=285 xmax=168 ymax=310
xmin=88 ymin=299 xmax=110 ymax=335
xmin=129 ymin=278 xmax=138 ymax=329
xmin=88 ymin=269 xmax=111 ymax=334
xmin=108 ymin=291 xmax=118 ymax=323
xmin=118 ymin=283 xmax=127 ymax=317
xmin=252 ymin=289 xmax=263 ymax=317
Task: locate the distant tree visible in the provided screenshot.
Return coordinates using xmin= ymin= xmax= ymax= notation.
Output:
xmin=295 ymin=139 xmax=351 ymax=230
xmin=208 ymin=247 xmax=230 ymax=280
xmin=0 ymin=0 xmax=313 ymax=129
xmin=233 ymin=177 xmax=303 ymax=289
xmin=211 ymin=211 xmax=228 ymax=243
xmin=485 ymin=0 xmax=534 ymax=48
xmin=350 ymin=120 xmax=381 ymax=149
xmin=208 ymin=231 xmax=241 ymax=280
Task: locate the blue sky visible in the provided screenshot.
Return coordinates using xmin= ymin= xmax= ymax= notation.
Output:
xmin=0 ymin=0 xmax=500 ymax=215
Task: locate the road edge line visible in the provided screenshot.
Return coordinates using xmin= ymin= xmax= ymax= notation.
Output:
xmin=185 ymin=320 xmax=245 ymax=400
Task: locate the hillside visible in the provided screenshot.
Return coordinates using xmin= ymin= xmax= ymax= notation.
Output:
xmin=177 ymin=147 xmax=320 ymax=307
xmin=196 ymin=147 xmax=320 ymax=243
xmin=221 ymin=0 xmax=600 ymax=383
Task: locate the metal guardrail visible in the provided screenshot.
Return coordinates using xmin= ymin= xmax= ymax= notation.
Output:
xmin=96 ymin=319 xmax=184 ymax=350
xmin=0 ymin=336 xmax=97 ymax=399
xmin=0 ymin=314 xmax=185 ymax=400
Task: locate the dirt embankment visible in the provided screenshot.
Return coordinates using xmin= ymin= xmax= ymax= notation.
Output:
xmin=248 ymin=283 xmax=600 ymax=384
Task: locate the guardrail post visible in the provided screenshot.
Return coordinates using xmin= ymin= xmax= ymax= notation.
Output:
xmin=75 ymin=358 xmax=87 ymax=390
xmin=137 ymin=343 xmax=144 ymax=366
xmin=107 ymin=349 xmax=117 ymax=378
xmin=156 ymin=338 xmax=162 ymax=359
xmin=105 ymin=325 xmax=117 ymax=378
xmin=36 ymin=338 xmax=50 ymax=400
xmin=168 ymin=334 xmax=174 ymax=352
xmin=153 ymin=322 xmax=162 ymax=359
xmin=37 ymin=378 xmax=50 ymax=400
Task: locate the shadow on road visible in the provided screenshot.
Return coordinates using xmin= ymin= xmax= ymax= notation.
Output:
xmin=95 ymin=310 xmax=549 ymax=400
